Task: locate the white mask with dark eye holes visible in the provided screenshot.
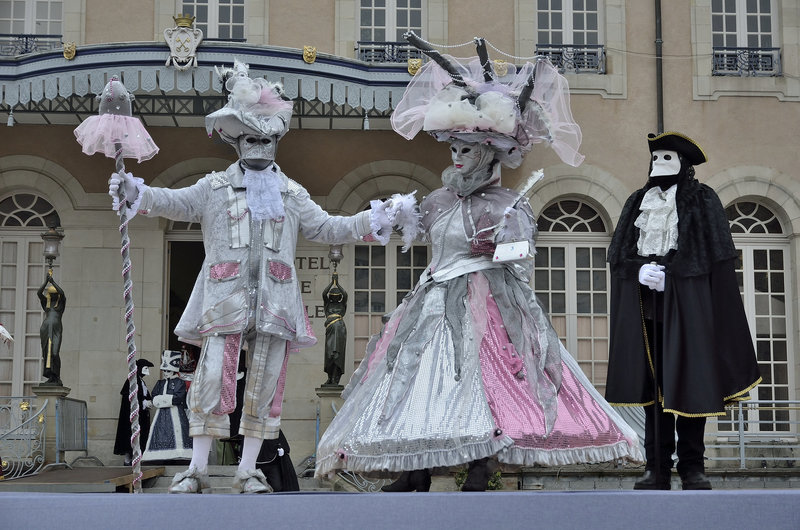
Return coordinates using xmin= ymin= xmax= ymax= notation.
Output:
xmin=238 ymin=134 xmax=277 ymax=170
xmin=141 ymin=366 xmax=150 ymax=377
xmin=450 ymin=140 xmax=482 ymax=175
xmin=650 ymin=149 xmax=680 ymax=177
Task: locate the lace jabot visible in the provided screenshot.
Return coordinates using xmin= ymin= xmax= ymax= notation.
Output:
xmin=634 ymin=183 xmax=678 ymax=257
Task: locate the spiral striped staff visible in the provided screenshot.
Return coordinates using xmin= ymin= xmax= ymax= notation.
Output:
xmin=73 ymin=76 xmax=159 ymax=493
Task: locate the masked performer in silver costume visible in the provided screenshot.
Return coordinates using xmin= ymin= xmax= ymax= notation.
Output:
xmin=109 ymin=60 xmax=410 ymax=494
xmin=315 ymin=38 xmax=643 ymax=491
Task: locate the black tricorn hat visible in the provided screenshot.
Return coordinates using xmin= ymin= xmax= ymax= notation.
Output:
xmin=136 ymin=358 xmax=154 ymax=370
xmin=647 ymin=132 xmax=707 ymax=166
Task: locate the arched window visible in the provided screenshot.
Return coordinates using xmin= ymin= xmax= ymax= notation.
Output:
xmin=0 ymin=193 xmax=61 ymax=395
xmin=535 ymin=198 xmax=611 ymax=393
xmin=0 ymin=193 xmax=60 ymax=228
xmin=721 ymin=200 xmax=792 ymax=434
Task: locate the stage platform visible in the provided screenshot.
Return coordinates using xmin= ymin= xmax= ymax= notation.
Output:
xmin=0 ymin=466 xmax=164 ymax=493
xmin=2 ymin=489 xmax=797 ymax=530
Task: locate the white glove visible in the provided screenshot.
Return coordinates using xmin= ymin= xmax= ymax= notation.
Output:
xmin=152 ymin=395 xmax=173 ymax=408
xmin=108 ymin=171 xmax=139 ymax=205
xmin=638 ymin=263 xmax=666 ymax=292
xmin=143 ymin=399 xmax=153 ymax=410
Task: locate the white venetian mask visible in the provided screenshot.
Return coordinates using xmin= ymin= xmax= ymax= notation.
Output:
xmin=650 ymin=149 xmax=680 ymax=177
xmin=450 ymin=140 xmax=483 ymax=175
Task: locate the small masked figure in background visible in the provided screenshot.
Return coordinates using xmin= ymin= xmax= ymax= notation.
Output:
xmin=606 ymin=132 xmax=761 ymax=490
xmin=114 ymin=358 xmax=154 ymax=466
xmin=143 ymin=350 xmax=193 ymax=462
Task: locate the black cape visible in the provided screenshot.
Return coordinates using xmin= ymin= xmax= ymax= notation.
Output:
xmin=113 ymin=376 xmax=152 ymax=455
xmin=605 ymin=176 xmax=761 ymax=416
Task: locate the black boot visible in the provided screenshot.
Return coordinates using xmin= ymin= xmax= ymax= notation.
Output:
xmin=680 ymin=470 xmax=711 ymax=490
xmin=633 ymin=469 xmax=671 ymax=490
xmin=381 ymin=469 xmax=431 ymax=492
xmin=461 ymin=458 xmax=491 ymax=492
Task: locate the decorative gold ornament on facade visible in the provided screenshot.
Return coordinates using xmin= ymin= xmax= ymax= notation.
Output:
xmin=493 ymin=59 xmax=508 ymax=77
xmin=38 ymin=413 xmax=44 ymax=423
xmin=303 ymin=46 xmax=317 ymax=64
xmin=408 ymin=58 xmax=422 ymax=76
xmin=173 ymin=13 xmax=195 ymax=27
xmin=20 ymin=401 xmax=29 ymax=411
xmin=63 ymin=42 xmax=76 ymax=60
xmin=164 ymin=14 xmax=203 ymax=71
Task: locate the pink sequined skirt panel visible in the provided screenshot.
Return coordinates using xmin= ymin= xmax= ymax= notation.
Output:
xmin=479 ymin=292 xmax=629 ymax=452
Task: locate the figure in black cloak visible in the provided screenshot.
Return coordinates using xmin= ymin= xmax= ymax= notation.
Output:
xmin=143 ymin=350 xmax=193 ymax=462
xmin=114 ymin=358 xmax=154 ymax=465
xmin=606 ymin=132 xmax=761 ymax=490
xmin=37 ymin=274 xmax=65 ymax=386
xmin=322 ymin=272 xmax=347 ymax=386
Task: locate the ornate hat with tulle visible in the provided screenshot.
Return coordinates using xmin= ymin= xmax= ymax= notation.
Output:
xmin=391 ymin=33 xmax=584 ymax=169
xmin=205 ymin=59 xmax=294 ymax=144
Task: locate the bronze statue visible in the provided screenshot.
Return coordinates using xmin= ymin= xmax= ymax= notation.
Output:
xmin=322 ymin=272 xmax=347 ymax=386
xmin=37 ymin=273 xmax=65 ymax=386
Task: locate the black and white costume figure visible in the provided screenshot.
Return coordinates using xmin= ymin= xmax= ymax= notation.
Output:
xmin=606 ymin=132 xmax=761 ymax=490
xmin=143 ymin=350 xmax=193 ymax=462
xmin=108 ymin=60 xmax=406 ymax=494
xmin=114 ymin=358 xmax=154 ymax=465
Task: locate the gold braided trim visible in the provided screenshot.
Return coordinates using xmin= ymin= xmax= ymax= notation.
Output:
xmin=638 ymin=286 xmax=662 ymax=402
xmin=665 ymin=408 xmax=726 ymax=418
xmin=724 ymin=377 xmax=762 ymax=402
xmin=324 ymin=316 xmax=343 ymax=329
xmin=608 ymin=401 xmax=656 ymax=408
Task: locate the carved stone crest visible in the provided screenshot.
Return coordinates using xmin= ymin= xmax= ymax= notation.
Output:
xmin=408 ymin=58 xmax=422 ymax=76
xmin=164 ymin=14 xmax=203 ymax=71
xmin=303 ymin=45 xmax=317 ymax=64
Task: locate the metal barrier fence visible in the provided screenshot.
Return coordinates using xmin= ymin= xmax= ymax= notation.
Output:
xmin=708 ymin=400 xmax=800 ymax=469
xmin=55 ymin=397 xmax=88 ymax=463
xmin=0 ymin=396 xmax=47 ymax=479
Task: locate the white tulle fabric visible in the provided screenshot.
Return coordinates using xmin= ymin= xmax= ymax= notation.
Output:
xmin=74 ymin=114 xmax=159 ymax=162
xmin=391 ymin=56 xmax=584 ymax=168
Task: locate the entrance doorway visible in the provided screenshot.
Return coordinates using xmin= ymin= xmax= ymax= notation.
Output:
xmin=166 ymin=240 xmax=204 ymax=351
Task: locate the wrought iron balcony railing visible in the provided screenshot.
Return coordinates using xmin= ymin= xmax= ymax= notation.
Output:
xmin=0 ymin=33 xmax=62 ymax=57
xmin=535 ymin=44 xmax=606 ymax=74
xmin=356 ymin=41 xmax=422 ymax=63
xmin=712 ymin=46 xmax=781 ymax=77
xmin=0 ymin=396 xmax=47 ymax=480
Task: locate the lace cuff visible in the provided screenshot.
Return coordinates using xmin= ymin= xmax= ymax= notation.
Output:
xmin=111 ymin=172 xmax=146 ymax=219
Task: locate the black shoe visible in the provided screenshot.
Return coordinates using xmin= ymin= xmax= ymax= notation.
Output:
xmin=461 ymin=458 xmax=491 ymax=492
xmin=681 ymin=470 xmax=712 ymax=490
xmin=381 ymin=470 xmax=431 ymax=492
xmin=633 ymin=469 xmax=671 ymax=490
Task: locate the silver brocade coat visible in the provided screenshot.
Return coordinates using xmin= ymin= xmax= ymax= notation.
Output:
xmin=138 ymin=162 xmax=373 ymax=346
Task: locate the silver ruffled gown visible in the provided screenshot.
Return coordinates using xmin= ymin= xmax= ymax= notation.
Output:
xmin=315 ymin=183 xmax=642 ymax=477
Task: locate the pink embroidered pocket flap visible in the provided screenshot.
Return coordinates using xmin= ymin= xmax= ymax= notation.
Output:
xmin=209 ymin=260 xmax=241 ymax=282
